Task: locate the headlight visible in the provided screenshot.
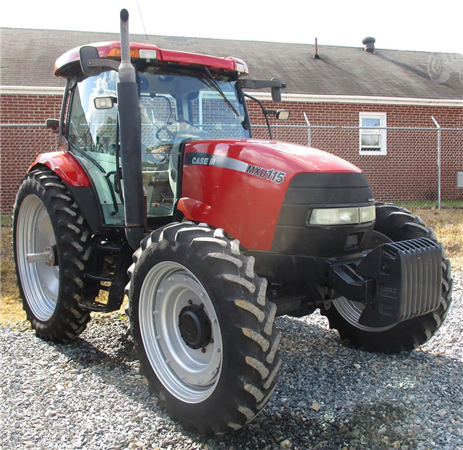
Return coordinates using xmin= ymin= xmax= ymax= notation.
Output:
xmin=308 ymin=205 xmax=375 ymax=226
xmin=360 ymin=205 xmax=376 ymax=223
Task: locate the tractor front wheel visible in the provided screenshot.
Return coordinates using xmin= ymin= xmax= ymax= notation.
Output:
xmin=127 ymin=222 xmax=281 ymax=435
xmin=322 ymin=203 xmax=453 ymax=353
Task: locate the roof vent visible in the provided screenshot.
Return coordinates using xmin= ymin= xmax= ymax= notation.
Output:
xmin=362 ymin=36 xmax=376 ymax=53
xmin=314 ymin=37 xmax=320 ymax=59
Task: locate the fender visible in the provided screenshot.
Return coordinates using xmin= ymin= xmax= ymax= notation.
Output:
xmin=29 ymin=151 xmax=91 ymax=187
xmin=29 ymin=151 xmax=105 ymax=234
xmin=178 ymin=139 xmax=362 ymax=251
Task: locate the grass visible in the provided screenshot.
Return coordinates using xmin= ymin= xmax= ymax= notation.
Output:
xmin=396 ymin=201 xmax=463 ymax=210
xmin=1 ymin=208 xmax=462 ymax=325
xmin=0 ymin=220 xmax=25 ymax=324
xmin=1 ymin=215 xmax=12 ymax=227
xmin=412 ymin=208 xmax=463 ymax=270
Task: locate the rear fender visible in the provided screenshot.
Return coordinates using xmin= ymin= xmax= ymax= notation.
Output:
xmin=29 ymin=152 xmax=104 ymax=234
xmin=29 ymin=151 xmax=91 ymax=187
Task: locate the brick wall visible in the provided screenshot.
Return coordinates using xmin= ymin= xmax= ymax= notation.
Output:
xmin=248 ymin=100 xmax=463 ymax=203
xmin=1 ymin=94 xmax=62 ymax=215
xmin=1 ymin=93 xmax=462 ymax=215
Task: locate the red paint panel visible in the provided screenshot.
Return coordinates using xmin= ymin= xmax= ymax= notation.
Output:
xmin=178 ymin=139 xmax=361 ymax=251
xmin=55 ymin=41 xmax=244 ymax=77
xmin=29 ymin=152 xmax=91 ymax=187
xmin=157 ymin=49 xmax=236 ymax=71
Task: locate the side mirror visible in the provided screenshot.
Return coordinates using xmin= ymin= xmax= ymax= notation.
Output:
xmin=80 ymin=46 xmax=102 ymax=77
xmin=275 ymin=110 xmax=290 ymax=121
xmin=266 ymin=110 xmax=290 ymax=120
xmin=45 ymin=118 xmax=59 ymax=133
xmin=94 ymin=95 xmax=117 ymax=109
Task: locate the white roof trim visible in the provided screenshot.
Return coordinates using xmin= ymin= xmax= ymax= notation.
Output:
xmin=247 ymin=91 xmax=463 ymax=107
xmin=2 ymin=85 xmax=462 ymax=107
xmin=0 ymin=86 xmax=64 ymax=95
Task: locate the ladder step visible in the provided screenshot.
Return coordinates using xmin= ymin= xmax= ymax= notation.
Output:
xmin=95 ymin=242 xmax=122 ymax=253
xmin=80 ymin=241 xmax=131 ymax=314
xmin=78 ymin=300 xmax=110 ymax=313
xmin=86 ymin=272 xmax=113 ymax=283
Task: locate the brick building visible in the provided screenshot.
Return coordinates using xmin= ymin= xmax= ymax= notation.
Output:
xmin=1 ymin=28 xmax=462 ymax=214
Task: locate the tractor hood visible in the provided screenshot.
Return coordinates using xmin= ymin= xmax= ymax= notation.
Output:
xmin=178 ymin=139 xmax=365 ymax=251
xmin=182 ymin=139 xmax=361 ymax=176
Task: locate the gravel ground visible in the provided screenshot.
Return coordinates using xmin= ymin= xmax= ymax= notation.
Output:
xmin=1 ymin=271 xmax=462 ymax=450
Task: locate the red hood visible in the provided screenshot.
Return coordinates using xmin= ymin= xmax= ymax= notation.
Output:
xmin=235 ymin=139 xmax=361 ymax=174
xmin=178 ymin=139 xmax=363 ymax=251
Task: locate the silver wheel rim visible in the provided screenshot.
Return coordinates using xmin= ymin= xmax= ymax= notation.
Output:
xmin=139 ymin=261 xmax=222 ymax=403
xmin=333 ymin=297 xmax=395 ymax=332
xmin=16 ymin=195 xmax=58 ymax=321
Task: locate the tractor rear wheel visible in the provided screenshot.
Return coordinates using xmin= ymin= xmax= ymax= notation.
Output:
xmin=127 ymin=222 xmax=281 ymax=435
xmin=13 ymin=168 xmax=93 ymax=342
xmin=322 ymin=203 xmax=453 ymax=353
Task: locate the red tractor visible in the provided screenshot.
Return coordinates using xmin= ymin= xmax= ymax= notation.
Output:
xmin=13 ymin=10 xmax=452 ymax=435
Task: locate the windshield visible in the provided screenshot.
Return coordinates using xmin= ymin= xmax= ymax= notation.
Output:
xmin=66 ymin=68 xmax=249 ymax=226
xmin=138 ymin=69 xmax=249 ymax=146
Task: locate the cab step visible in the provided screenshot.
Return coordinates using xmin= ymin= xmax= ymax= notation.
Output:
xmin=79 ymin=241 xmax=132 ymax=313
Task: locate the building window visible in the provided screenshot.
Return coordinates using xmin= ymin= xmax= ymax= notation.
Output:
xmin=359 ymin=112 xmax=387 ymax=155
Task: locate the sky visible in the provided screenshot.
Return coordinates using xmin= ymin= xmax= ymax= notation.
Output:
xmin=0 ymin=0 xmax=462 ymax=55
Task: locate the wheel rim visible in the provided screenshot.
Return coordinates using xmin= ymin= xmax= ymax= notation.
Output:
xmin=16 ymin=195 xmax=58 ymax=321
xmin=139 ymin=261 xmax=223 ymax=403
xmin=333 ymin=297 xmax=395 ymax=332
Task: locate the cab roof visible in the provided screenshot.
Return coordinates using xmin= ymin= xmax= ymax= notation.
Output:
xmin=54 ymin=41 xmax=249 ymax=78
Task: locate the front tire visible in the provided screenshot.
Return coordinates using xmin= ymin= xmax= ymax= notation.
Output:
xmin=322 ymin=203 xmax=453 ymax=353
xmin=13 ymin=168 xmax=93 ymax=342
xmin=127 ymin=222 xmax=281 ymax=435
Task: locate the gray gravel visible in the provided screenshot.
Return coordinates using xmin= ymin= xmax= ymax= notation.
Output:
xmin=1 ymin=271 xmax=462 ymax=450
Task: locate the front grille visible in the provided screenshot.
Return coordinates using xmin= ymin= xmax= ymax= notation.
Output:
xmin=271 ymin=172 xmax=374 ymax=256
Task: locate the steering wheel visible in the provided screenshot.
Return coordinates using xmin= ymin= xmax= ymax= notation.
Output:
xmin=156 ymin=124 xmax=176 ymax=143
xmin=156 ymin=121 xmax=212 ymax=143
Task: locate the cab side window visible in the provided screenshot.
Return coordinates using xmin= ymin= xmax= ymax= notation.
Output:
xmin=67 ymin=72 xmax=119 ymax=154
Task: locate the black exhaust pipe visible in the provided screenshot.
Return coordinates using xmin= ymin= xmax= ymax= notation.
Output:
xmin=117 ymin=9 xmax=145 ymax=250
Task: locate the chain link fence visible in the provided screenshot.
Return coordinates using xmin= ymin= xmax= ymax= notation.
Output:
xmin=253 ymin=119 xmax=463 ymax=209
xmin=2 ymin=120 xmax=462 ymax=215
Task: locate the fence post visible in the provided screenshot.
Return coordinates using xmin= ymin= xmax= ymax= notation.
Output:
xmin=303 ymin=113 xmax=311 ymax=147
xmin=431 ymin=116 xmax=441 ymax=210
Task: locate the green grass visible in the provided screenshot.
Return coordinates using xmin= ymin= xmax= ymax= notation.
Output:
xmin=395 ymin=200 xmax=463 ymax=210
xmin=1 ymin=216 xmax=12 ymax=227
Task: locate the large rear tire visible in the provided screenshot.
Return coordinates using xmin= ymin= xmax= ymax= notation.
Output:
xmin=13 ymin=168 xmax=93 ymax=342
xmin=322 ymin=203 xmax=453 ymax=353
xmin=127 ymin=222 xmax=281 ymax=435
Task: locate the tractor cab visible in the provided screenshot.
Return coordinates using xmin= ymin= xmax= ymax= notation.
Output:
xmin=55 ymin=42 xmax=253 ymax=228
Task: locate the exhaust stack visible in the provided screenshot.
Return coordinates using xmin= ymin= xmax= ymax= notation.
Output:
xmin=117 ymin=9 xmax=145 ymax=249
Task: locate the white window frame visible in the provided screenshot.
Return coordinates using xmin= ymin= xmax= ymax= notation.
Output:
xmin=359 ymin=112 xmax=387 ymax=155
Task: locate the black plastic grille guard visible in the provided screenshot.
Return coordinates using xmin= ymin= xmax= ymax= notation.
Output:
xmin=328 ymin=238 xmax=443 ymax=328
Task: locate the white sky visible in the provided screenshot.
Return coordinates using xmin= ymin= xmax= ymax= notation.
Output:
xmin=1 ymin=0 xmax=462 ymax=55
